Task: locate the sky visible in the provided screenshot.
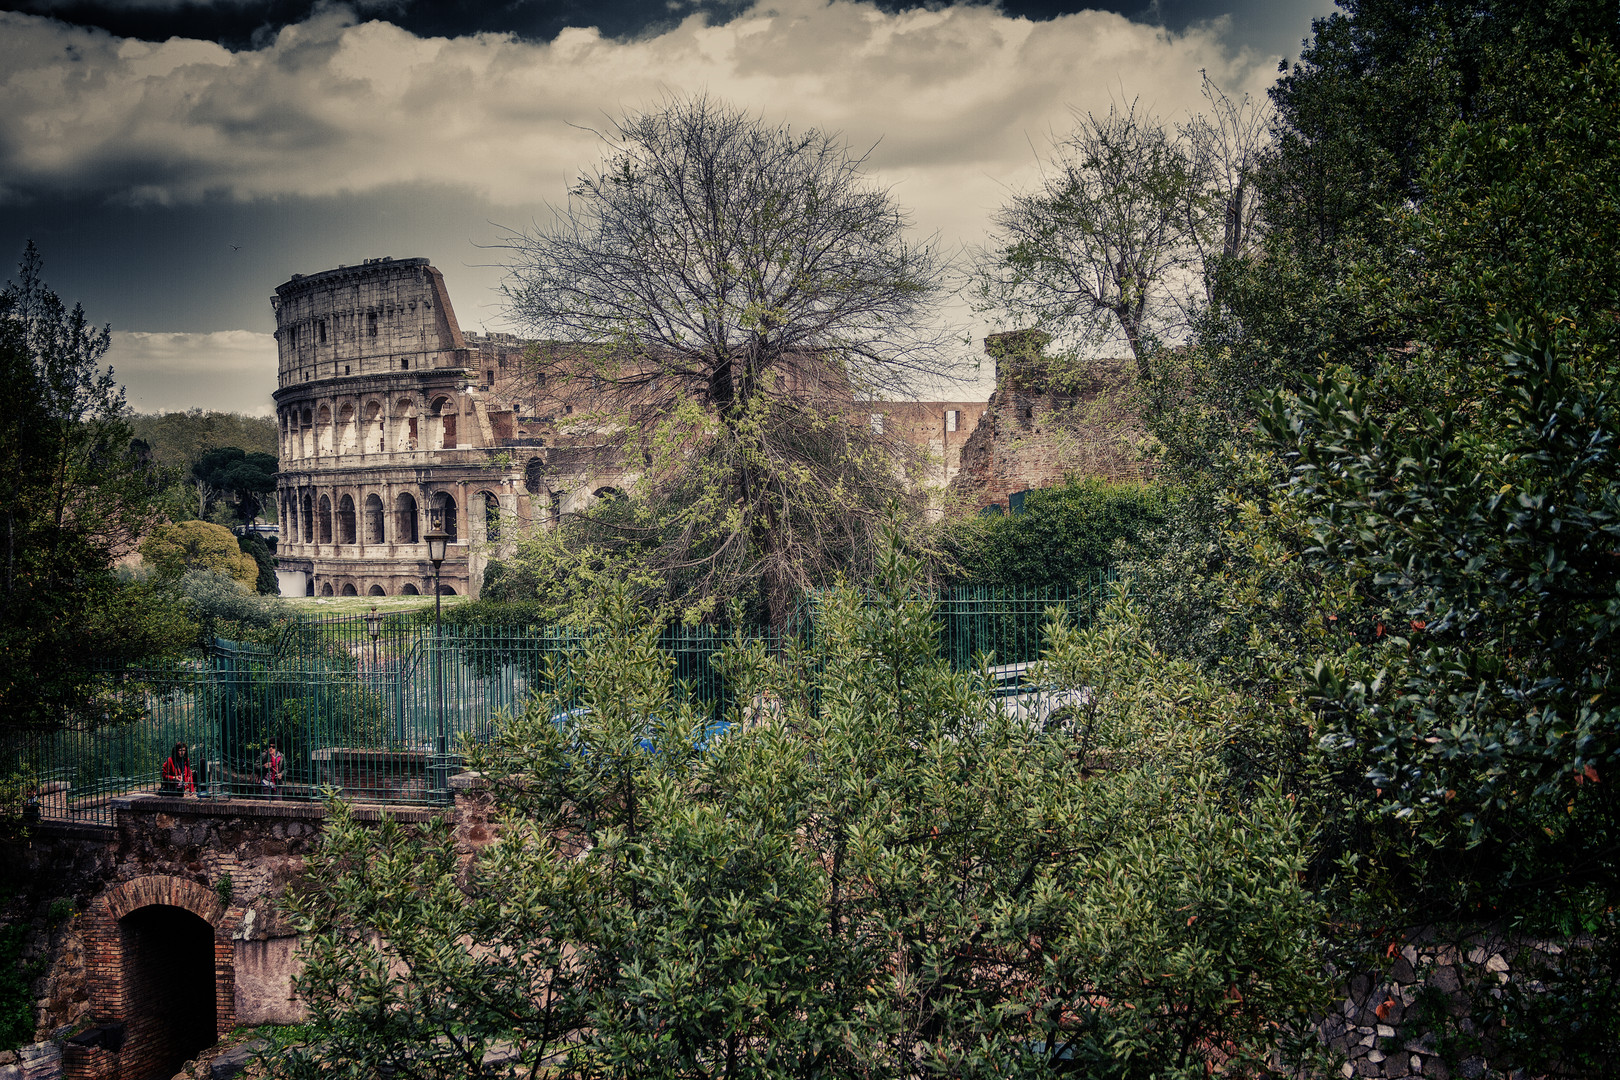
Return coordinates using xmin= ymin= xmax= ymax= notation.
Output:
xmin=0 ymin=0 xmax=1335 ymax=415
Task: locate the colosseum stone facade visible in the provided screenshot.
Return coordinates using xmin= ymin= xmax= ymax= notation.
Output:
xmin=269 ymin=257 xmax=1087 ymax=598
xmin=271 ymin=256 xmax=622 ymax=598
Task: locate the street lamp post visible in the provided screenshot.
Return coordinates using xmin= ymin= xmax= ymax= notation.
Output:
xmin=365 ymin=605 xmax=393 ymax=742
xmin=424 ymin=518 xmax=450 ymax=800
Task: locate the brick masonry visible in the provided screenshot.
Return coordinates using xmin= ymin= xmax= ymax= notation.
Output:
xmin=950 ymin=334 xmax=1148 ymax=509
xmin=3 ymin=794 xmax=469 ymax=1080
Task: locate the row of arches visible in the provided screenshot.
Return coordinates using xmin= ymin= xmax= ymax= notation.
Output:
xmin=314 ymin=580 xmax=457 ymax=597
xmin=280 ymin=394 xmax=464 ymax=460
xmin=282 ymin=489 xmax=503 ymax=548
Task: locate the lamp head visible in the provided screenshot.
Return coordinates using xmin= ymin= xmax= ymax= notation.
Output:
xmin=365 ymin=605 xmax=382 ymax=638
xmin=424 ymin=527 xmax=450 ymax=566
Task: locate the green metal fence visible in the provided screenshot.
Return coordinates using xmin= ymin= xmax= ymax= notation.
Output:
xmin=8 ymin=579 xmax=1111 ymax=823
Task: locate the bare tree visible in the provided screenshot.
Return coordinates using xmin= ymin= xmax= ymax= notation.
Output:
xmin=500 ymin=96 xmax=956 ymax=626
xmin=1181 ymin=72 xmax=1273 ymax=289
xmin=975 ymin=84 xmax=1271 ymax=380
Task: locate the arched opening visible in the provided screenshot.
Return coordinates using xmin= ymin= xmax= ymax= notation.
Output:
xmin=593 ymin=486 xmax=624 ymax=502
xmin=285 ymin=494 xmax=298 ymax=541
xmin=316 ymin=405 xmax=333 ymax=455
xmin=431 ymin=396 xmax=456 ymax=449
xmin=430 ymin=491 xmax=458 ymax=542
xmin=523 ymin=457 xmax=544 ymax=494
xmin=367 ymin=584 xmax=385 ymax=596
xmin=401 ymin=583 xmax=420 ymax=596
xmin=337 ymin=494 xmax=357 ymax=545
xmin=116 ymin=903 xmax=218 ymax=1079
xmin=317 ymin=496 xmax=333 ymax=545
xmin=482 ymin=492 xmax=501 ymax=543
xmin=365 ymin=400 xmax=384 ymax=452
xmin=395 ymin=493 xmax=419 ymax=544
xmin=320 ymin=582 xmax=334 ymax=596
xmin=437 ymin=584 xmax=457 ymax=596
xmin=300 ymin=494 xmax=314 ymax=544
xmin=394 ymin=399 xmax=417 ymax=451
xmin=337 ymin=403 xmax=357 ymax=454
xmin=364 ymin=493 xmax=385 ymax=544
xmin=340 ymin=583 xmax=358 ymax=596
xmin=300 ymin=408 xmax=314 ymax=457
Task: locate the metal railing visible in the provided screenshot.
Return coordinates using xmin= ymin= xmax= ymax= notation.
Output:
xmin=7 ymin=580 xmax=1111 ymax=823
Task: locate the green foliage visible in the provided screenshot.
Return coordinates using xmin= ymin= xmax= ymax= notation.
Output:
xmin=0 ymin=244 xmax=196 ymax=733
xmin=1266 ymin=323 xmax=1620 ymax=917
xmin=175 ymin=569 xmax=283 ymax=639
xmin=237 ymin=532 xmax=278 ymax=595
xmin=141 ymin=520 xmax=260 ymax=587
xmin=941 ymin=477 xmax=1170 ymax=588
xmin=127 ymin=410 xmax=278 ymax=468
xmin=192 ymin=446 xmax=279 ymax=525
xmin=215 ymin=873 xmax=233 ymax=907
xmin=279 ymin=530 xmax=1328 ymax=1079
xmin=0 ymin=913 xmax=41 ymax=1051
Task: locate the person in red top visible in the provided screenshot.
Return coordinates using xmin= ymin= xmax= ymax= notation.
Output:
xmin=161 ymin=742 xmax=196 ymax=797
xmin=260 ymin=741 xmax=284 ymax=798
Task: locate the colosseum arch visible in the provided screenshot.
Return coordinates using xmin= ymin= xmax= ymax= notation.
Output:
xmin=430 ymin=490 xmax=458 ymax=541
xmin=73 ymin=875 xmax=242 ymax=1080
xmin=340 ymin=582 xmax=358 ymax=596
xmin=300 ymin=408 xmax=314 ymax=457
xmin=337 ymin=494 xmax=357 ymax=545
xmin=316 ymin=405 xmax=334 ymax=455
xmin=337 ymin=403 xmax=358 ymax=455
xmin=394 ymin=399 xmax=417 ymax=452
xmin=300 ymin=493 xmax=314 ymax=544
xmin=367 ymin=584 xmax=385 ymax=596
xmin=364 ymin=493 xmax=385 ymax=544
xmin=430 ymin=396 xmax=456 ymax=450
xmin=395 ymin=492 xmax=419 ymax=544
xmin=401 ymin=583 xmax=420 ymax=596
xmin=364 ymin=400 xmax=384 ymax=452
xmin=317 ymin=495 xmax=333 ymax=545
xmin=479 ymin=491 xmax=502 ymax=543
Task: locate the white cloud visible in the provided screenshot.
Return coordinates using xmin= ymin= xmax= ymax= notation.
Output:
xmin=5 ymin=1 xmax=1282 ymax=407
xmin=109 ymin=330 xmax=279 ymax=415
xmin=0 ymin=2 xmax=1276 ymax=244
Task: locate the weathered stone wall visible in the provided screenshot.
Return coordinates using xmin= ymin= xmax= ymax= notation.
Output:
xmin=3 ymin=791 xmax=496 ymax=1079
xmin=1325 ymin=931 xmax=1571 ymax=1079
xmin=949 ymin=335 xmax=1148 ymax=509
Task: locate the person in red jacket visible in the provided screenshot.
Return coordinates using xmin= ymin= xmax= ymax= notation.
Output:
xmin=260 ymin=741 xmax=284 ymax=798
xmin=161 ymin=742 xmax=196 ymax=797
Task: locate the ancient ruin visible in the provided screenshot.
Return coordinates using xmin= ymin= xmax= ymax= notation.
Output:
xmin=270 ymin=257 xmax=1002 ymax=598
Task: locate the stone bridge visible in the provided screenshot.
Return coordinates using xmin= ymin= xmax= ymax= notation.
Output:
xmin=4 ymin=787 xmax=486 ymax=1080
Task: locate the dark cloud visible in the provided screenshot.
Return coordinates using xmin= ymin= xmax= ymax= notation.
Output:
xmin=0 ymin=0 xmax=1328 ymax=62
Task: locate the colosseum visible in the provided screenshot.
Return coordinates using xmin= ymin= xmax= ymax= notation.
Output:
xmin=271 ymin=256 xmax=629 ymax=598
xmin=270 ymin=256 xmax=1078 ymax=599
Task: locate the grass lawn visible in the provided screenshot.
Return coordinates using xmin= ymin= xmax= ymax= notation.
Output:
xmin=272 ymin=594 xmax=470 ymax=618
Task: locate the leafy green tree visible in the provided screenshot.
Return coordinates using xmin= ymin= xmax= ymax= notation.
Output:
xmin=501 ymin=95 xmax=954 ymax=627
xmin=191 ymin=446 xmax=278 ymax=524
xmin=941 ymin=477 xmax=1169 ymax=588
xmin=280 ymin=532 xmax=1327 ymax=1079
xmin=139 ymin=520 xmax=259 ymax=588
xmin=0 ymin=244 xmax=194 ymax=735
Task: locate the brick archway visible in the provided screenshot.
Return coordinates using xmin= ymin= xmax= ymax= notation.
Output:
xmin=74 ymin=875 xmax=243 ymax=1080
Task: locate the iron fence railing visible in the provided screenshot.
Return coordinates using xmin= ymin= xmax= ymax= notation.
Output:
xmin=8 ymin=579 xmax=1112 ymax=822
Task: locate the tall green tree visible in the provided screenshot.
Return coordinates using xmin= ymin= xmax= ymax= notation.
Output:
xmin=0 ymin=244 xmax=193 ymax=734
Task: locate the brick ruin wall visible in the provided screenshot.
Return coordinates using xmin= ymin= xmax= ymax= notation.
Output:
xmin=948 ymin=337 xmax=1150 ymax=510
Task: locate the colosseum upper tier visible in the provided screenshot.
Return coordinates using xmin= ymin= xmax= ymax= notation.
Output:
xmin=272 ymin=257 xmax=619 ymax=598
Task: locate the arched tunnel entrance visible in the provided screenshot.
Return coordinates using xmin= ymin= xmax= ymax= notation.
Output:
xmin=120 ymin=905 xmax=217 ymax=1078
xmin=74 ymin=875 xmax=239 ymax=1080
